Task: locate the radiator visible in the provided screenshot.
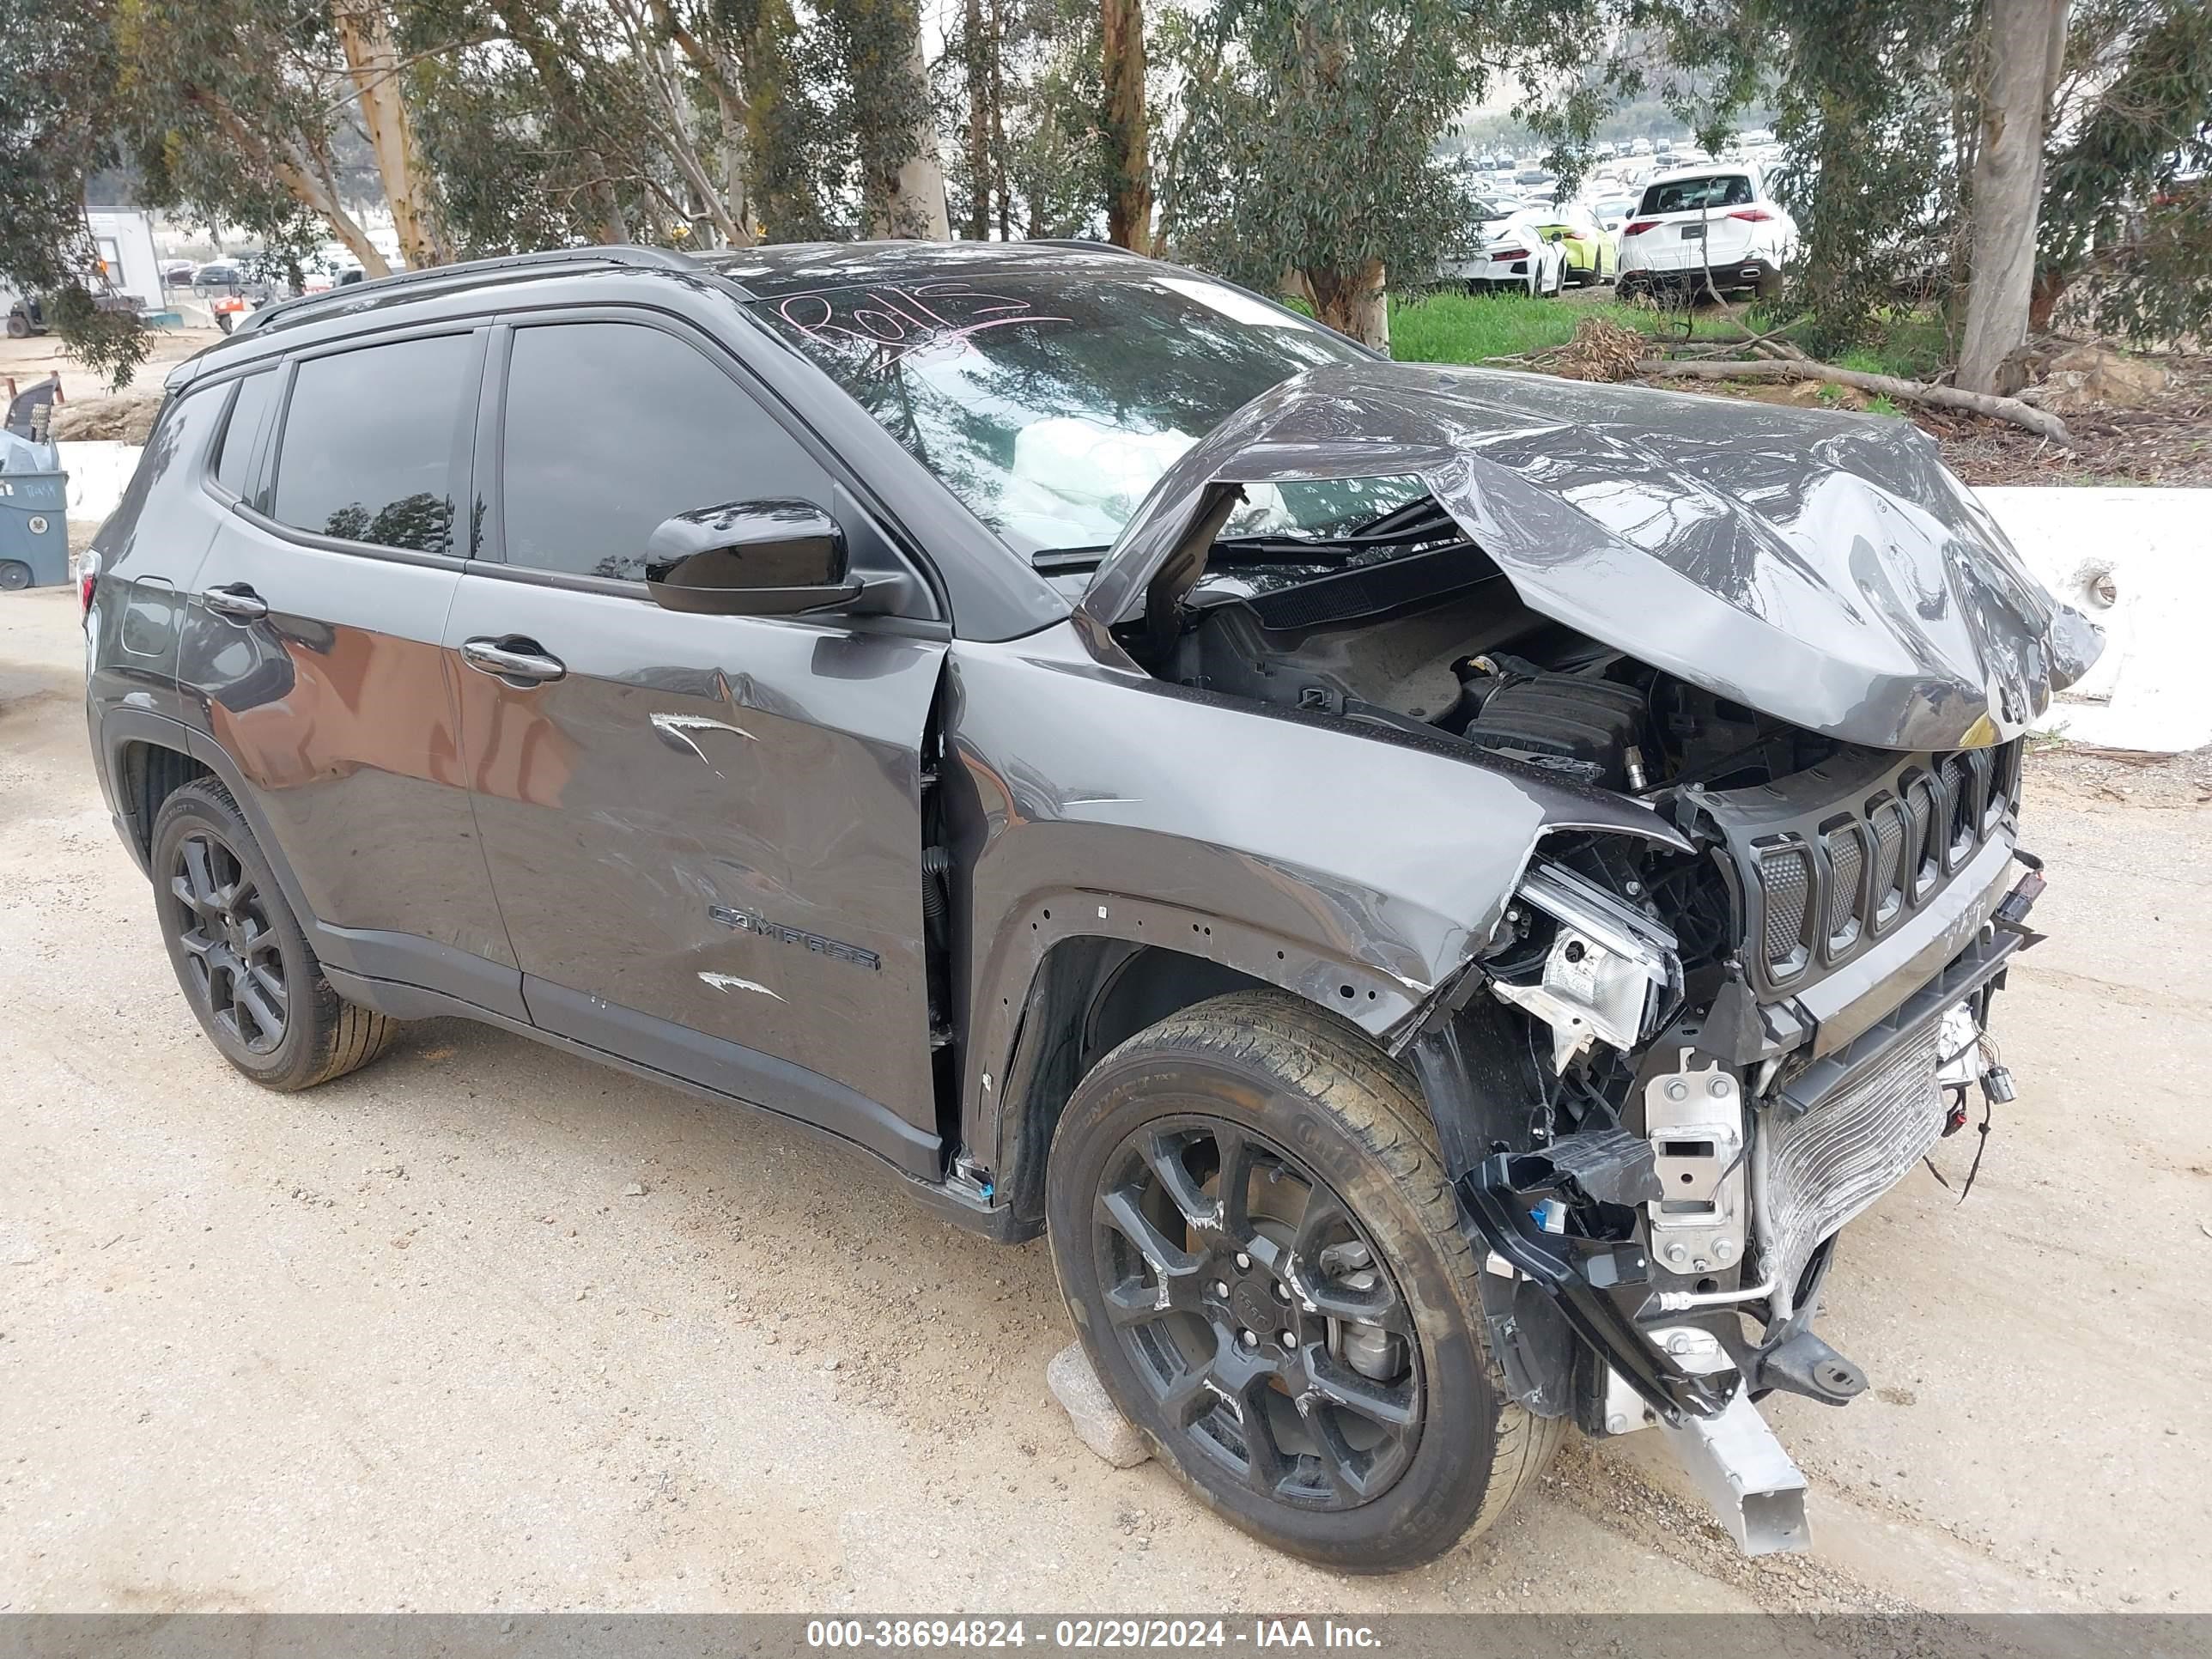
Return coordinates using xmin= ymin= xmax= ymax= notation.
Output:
xmin=1753 ymin=1022 xmax=1946 ymax=1317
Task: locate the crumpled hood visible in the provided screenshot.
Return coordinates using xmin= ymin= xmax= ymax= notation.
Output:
xmin=1079 ymin=361 xmax=2101 ymax=751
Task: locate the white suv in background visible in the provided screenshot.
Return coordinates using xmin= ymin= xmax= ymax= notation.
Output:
xmin=1617 ymin=167 xmax=1798 ymax=301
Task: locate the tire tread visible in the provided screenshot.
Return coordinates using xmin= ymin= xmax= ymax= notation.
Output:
xmin=151 ymin=779 xmax=398 ymax=1091
xmin=1059 ymin=987 xmax=1564 ymax=1570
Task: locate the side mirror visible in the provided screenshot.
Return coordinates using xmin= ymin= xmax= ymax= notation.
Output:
xmin=644 ymin=499 xmax=863 ymax=617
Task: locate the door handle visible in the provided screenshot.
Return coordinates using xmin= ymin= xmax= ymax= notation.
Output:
xmin=203 ymin=583 xmax=269 ymax=623
xmin=460 ymin=636 xmax=567 ymax=684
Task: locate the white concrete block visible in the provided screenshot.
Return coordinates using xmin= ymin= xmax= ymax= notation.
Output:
xmin=1046 ymin=1340 xmax=1151 ymax=1469
xmin=1978 ymin=486 xmax=2212 ymax=754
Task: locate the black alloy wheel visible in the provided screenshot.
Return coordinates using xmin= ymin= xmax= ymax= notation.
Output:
xmin=167 ymin=829 xmax=289 ymax=1054
xmin=149 ymin=777 xmax=395 ymax=1090
xmin=1093 ymin=1115 xmax=1422 ymax=1510
xmin=1049 ymin=989 xmax=1563 ymax=1571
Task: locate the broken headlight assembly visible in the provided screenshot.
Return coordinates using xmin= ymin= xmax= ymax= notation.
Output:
xmin=1486 ymin=861 xmax=1680 ymax=1071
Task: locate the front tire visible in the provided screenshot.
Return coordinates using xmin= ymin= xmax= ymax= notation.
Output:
xmin=151 ymin=779 xmax=398 ymax=1091
xmin=1046 ymin=989 xmax=1561 ymax=1573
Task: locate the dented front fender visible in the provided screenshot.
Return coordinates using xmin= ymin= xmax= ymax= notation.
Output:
xmin=943 ymin=621 xmax=1688 ymax=1158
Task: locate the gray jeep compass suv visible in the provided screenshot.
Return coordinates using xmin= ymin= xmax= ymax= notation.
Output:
xmin=82 ymin=240 xmax=2094 ymax=1572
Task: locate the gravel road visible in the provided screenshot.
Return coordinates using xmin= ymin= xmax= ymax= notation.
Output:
xmin=1 ymin=585 xmax=2205 ymax=1619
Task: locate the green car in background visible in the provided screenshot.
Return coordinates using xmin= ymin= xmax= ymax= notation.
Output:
xmin=1530 ymin=203 xmax=1617 ymax=286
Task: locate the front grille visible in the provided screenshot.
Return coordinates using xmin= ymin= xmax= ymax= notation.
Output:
xmin=1824 ymin=827 xmax=1863 ymax=940
xmin=1869 ymin=800 xmax=1907 ymax=924
xmin=1759 ymin=844 xmax=1811 ymax=968
xmin=1755 ymin=1021 xmax=1944 ymax=1314
xmin=1718 ymin=741 xmax=2021 ymax=994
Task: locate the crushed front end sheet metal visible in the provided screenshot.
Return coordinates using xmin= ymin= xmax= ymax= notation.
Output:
xmin=1081 ymin=360 xmax=2101 ymax=752
xmin=1413 ymin=844 xmax=2056 ymax=1557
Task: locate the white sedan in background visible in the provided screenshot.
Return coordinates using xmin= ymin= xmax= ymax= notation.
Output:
xmin=1616 ymin=167 xmax=1798 ymax=301
xmin=1445 ymin=203 xmax=1569 ymax=296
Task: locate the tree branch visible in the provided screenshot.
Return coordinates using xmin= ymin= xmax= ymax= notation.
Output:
xmin=1634 ymin=357 xmax=2076 ymax=446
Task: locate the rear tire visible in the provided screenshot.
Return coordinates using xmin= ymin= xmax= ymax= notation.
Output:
xmin=0 ymin=561 xmax=30 ymax=592
xmin=151 ymin=779 xmax=398 ymax=1091
xmin=1046 ymin=989 xmax=1563 ymax=1573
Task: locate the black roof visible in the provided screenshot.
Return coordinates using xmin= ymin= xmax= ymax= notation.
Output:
xmin=698 ymin=238 xmax=1151 ymax=298
xmin=224 ymin=238 xmax=1153 ymax=343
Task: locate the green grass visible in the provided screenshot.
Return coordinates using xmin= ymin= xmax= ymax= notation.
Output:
xmin=1384 ymin=291 xmax=1953 ymax=422
xmin=1388 ymin=289 xmax=1756 ymax=366
xmin=1832 ymin=319 xmax=1949 ymax=383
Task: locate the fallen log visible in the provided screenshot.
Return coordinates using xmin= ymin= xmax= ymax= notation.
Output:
xmin=1633 ymin=357 xmax=2075 ymax=447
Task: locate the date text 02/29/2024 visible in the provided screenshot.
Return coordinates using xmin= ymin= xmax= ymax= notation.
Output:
xmin=803 ymin=1619 xmax=1384 ymax=1650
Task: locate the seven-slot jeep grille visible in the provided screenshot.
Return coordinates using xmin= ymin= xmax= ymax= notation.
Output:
xmin=1702 ymin=740 xmax=2021 ymax=1000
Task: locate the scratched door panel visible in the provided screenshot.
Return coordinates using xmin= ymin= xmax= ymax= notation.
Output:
xmin=177 ymin=330 xmax=516 ymax=987
xmin=446 ymin=572 xmax=947 ymax=1142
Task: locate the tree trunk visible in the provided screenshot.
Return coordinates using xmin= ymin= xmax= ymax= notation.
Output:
xmin=648 ymin=1 xmax=757 ymax=244
xmin=1957 ymin=0 xmax=2069 ymax=395
xmin=1100 ymin=0 xmax=1151 ymax=252
xmin=331 ymin=0 xmax=449 ymax=268
xmin=893 ymin=15 xmax=950 ymax=238
xmin=989 ymin=0 xmax=1012 ymax=240
xmin=854 ymin=0 xmax=948 ymax=239
xmin=964 ymin=0 xmax=990 ymax=238
xmin=193 ymin=91 xmax=393 ymax=276
xmin=1307 ymin=260 xmax=1389 ymax=352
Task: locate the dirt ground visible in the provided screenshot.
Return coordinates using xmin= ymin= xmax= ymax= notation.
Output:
xmin=2 ymin=324 xmax=224 ymax=419
xmin=1 ymin=583 xmax=2206 ymax=1620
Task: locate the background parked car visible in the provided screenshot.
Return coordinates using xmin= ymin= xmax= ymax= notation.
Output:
xmin=1528 ymin=203 xmax=1617 ymax=285
xmin=1446 ymin=203 xmax=1569 ymax=295
xmin=1616 ymin=166 xmax=1798 ymax=301
xmin=1588 ymin=196 xmax=1635 ymax=235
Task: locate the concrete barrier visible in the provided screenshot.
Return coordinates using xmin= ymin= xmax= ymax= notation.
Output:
xmin=59 ymin=441 xmax=145 ymax=522
xmin=58 ymin=443 xmax=2207 ymax=753
xmin=1980 ymin=487 xmax=2212 ymax=755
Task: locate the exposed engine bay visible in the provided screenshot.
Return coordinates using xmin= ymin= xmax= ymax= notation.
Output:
xmin=1125 ymin=504 xmax=2047 ymax=1556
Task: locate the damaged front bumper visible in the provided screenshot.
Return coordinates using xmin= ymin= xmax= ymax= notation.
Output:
xmin=1431 ymin=854 xmax=2048 ymax=1557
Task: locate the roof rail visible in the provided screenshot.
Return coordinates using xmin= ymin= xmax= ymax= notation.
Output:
xmin=1022 ymin=238 xmax=1151 ymax=258
xmin=231 ymin=245 xmax=702 ymax=338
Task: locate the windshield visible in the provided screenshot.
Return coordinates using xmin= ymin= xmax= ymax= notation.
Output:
xmin=750 ymin=271 xmax=1375 ymax=555
xmin=1638 ymin=174 xmax=1754 ymax=215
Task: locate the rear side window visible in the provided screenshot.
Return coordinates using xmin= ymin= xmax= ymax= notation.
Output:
xmin=210 ymin=371 xmax=277 ymax=499
xmin=1638 ymin=174 xmax=1754 ymax=215
xmin=497 ymin=321 xmax=830 ymax=581
xmin=270 ymin=332 xmax=475 ymax=554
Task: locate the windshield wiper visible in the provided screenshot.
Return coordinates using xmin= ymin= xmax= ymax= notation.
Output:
xmin=1030 ymin=545 xmax=1110 ymax=574
xmin=1027 ymin=495 xmax=1463 ymax=575
xmin=1205 ymin=535 xmax=1359 ymax=566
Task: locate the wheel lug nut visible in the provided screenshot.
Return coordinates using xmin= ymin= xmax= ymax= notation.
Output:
xmin=1234 ymin=1252 xmax=1251 ymax=1270
xmin=1272 ymin=1281 xmax=1290 ymax=1301
xmin=1240 ymin=1329 xmax=1258 ymax=1347
xmin=1279 ymin=1331 xmax=1298 ymax=1350
xmin=1211 ymin=1280 xmax=1229 ymax=1298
